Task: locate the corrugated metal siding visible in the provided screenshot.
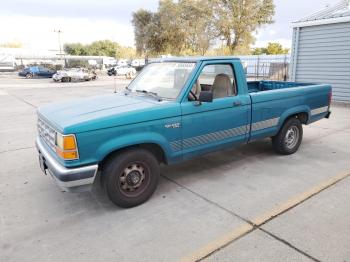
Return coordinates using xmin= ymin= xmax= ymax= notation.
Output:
xmin=293 ymin=22 xmax=350 ymax=102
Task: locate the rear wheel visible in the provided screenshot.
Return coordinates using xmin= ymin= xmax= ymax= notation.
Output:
xmin=62 ymin=77 xmax=71 ymax=82
xmin=272 ymin=117 xmax=303 ymax=155
xmin=102 ymin=148 xmax=160 ymax=208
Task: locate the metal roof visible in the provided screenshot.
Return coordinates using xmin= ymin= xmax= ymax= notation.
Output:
xmin=293 ymin=0 xmax=350 ymax=27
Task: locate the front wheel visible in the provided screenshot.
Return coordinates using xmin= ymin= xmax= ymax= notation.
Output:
xmin=25 ymin=73 xmax=33 ymax=79
xmin=102 ymin=148 xmax=160 ymax=208
xmin=272 ymin=117 xmax=303 ymax=155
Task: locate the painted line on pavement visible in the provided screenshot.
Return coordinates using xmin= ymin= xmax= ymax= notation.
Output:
xmin=180 ymin=171 xmax=350 ymax=262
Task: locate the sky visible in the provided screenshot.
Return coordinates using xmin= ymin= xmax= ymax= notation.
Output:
xmin=0 ymin=0 xmax=341 ymax=51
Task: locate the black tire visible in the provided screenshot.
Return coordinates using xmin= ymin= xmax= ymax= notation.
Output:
xmin=25 ymin=73 xmax=33 ymax=79
xmin=102 ymin=148 xmax=160 ymax=208
xmin=62 ymin=77 xmax=72 ymax=82
xmin=272 ymin=117 xmax=303 ymax=155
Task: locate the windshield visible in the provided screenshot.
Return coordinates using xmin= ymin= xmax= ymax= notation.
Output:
xmin=128 ymin=62 xmax=196 ymax=100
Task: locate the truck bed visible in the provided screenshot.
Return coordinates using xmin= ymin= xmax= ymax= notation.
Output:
xmin=247 ymin=80 xmax=314 ymax=93
xmin=245 ymin=80 xmax=331 ymax=141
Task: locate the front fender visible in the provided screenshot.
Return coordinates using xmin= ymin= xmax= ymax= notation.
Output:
xmin=95 ymin=132 xmax=172 ymax=162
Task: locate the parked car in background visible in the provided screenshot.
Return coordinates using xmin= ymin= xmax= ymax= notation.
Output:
xmin=117 ymin=59 xmax=128 ymax=67
xmin=131 ymin=59 xmax=146 ymax=68
xmin=107 ymin=65 xmax=136 ymax=79
xmin=53 ymin=68 xmax=97 ymax=82
xmin=18 ymin=66 xmax=56 ymax=78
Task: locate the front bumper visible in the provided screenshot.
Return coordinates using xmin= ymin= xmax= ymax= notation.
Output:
xmin=36 ymin=138 xmax=98 ymax=192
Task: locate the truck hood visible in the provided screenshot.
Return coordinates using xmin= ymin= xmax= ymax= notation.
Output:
xmin=38 ymin=93 xmax=180 ymax=133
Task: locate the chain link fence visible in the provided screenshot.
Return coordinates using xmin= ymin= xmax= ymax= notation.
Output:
xmin=238 ymin=54 xmax=290 ymax=81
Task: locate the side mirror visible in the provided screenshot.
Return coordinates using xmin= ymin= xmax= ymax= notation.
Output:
xmin=198 ymin=91 xmax=213 ymax=103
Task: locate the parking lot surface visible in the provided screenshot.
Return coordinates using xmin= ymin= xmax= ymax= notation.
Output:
xmin=0 ymin=75 xmax=349 ymax=262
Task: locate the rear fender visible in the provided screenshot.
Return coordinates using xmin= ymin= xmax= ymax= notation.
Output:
xmin=277 ymin=105 xmax=310 ymax=130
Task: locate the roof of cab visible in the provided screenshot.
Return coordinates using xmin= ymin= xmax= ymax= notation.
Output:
xmin=151 ymin=56 xmax=241 ymax=63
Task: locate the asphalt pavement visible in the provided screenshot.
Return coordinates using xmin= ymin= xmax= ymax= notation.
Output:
xmin=0 ymin=76 xmax=349 ymax=262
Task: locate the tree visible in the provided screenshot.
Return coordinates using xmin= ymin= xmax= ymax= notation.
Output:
xmin=211 ymin=0 xmax=275 ymax=53
xmin=252 ymin=42 xmax=289 ymax=55
xmin=131 ymin=0 xmax=275 ymax=56
xmin=158 ymin=0 xmax=187 ymax=55
xmin=252 ymin=47 xmax=266 ymax=55
xmin=64 ymin=43 xmax=88 ymax=55
xmin=116 ymin=46 xmax=137 ymax=59
xmin=180 ymin=0 xmax=215 ymax=55
xmin=64 ymin=40 xmax=134 ymax=58
xmin=0 ymin=41 xmax=23 ymax=48
xmin=88 ymin=40 xmax=121 ymax=57
xmin=132 ymin=0 xmax=216 ymax=56
xmin=265 ymin=42 xmax=289 ymax=54
xmin=132 ymin=9 xmax=153 ymax=55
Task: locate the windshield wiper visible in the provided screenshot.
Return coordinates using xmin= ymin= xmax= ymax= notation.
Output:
xmin=135 ymin=90 xmax=163 ymax=101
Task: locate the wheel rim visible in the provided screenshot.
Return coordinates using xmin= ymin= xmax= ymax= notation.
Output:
xmin=117 ymin=162 xmax=150 ymax=197
xmin=285 ymin=126 xmax=299 ymax=149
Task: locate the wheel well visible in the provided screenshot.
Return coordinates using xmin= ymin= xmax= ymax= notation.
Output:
xmin=282 ymin=112 xmax=308 ymax=127
xmin=292 ymin=112 xmax=308 ymax=124
xmin=100 ymin=143 xmax=166 ymax=168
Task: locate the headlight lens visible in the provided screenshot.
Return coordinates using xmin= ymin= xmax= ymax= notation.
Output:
xmin=55 ymin=133 xmax=79 ymax=160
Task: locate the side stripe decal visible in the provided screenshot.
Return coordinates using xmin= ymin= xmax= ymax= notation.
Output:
xmin=310 ymin=106 xmax=328 ymax=116
xmin=251 ymin=117 xmax=279 ymax=132
xmin=170 ymin=117 xmax=280 ymax=152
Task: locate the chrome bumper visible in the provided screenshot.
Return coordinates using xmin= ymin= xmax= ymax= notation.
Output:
xmin=36 ymin=138 xmax=98 ymax=192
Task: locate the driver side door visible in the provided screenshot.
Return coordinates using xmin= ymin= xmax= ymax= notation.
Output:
xmin=179 ymin=62 xmax=250 ymax=159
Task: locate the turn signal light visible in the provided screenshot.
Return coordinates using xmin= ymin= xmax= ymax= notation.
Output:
xmin=56 ymin=148 xmax=79 ymax=160
xmin=63 ymin=135 xmax=77 ymax=150
xmin=56 ymin=133 xmax=79 ymax=160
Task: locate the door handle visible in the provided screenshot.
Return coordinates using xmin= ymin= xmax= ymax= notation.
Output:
xmin=233 ymin=101 xmax=242 ymax=107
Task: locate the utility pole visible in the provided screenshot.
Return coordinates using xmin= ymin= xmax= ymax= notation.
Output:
xmin=54 ymin=29 xmax=64 ymax=66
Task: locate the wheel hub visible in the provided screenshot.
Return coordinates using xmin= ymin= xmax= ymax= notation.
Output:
xmin=126 ymin=171 xmax=142 ymax=186
xmin=119 ymin=164 xmax=145 ymax=192
xmin=285 ymin=126 xmax=299 ymax=149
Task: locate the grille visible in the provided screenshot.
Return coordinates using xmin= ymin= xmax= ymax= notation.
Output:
xmin=38 ymin=117 xmax=56 ymax=152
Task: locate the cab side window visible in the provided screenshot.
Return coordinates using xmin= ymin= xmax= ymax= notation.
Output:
xmin=190 ymin=64 xmax=237 ymax=100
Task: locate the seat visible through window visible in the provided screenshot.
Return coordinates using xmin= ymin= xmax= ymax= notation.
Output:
xmin=188 ymin=64 xmax=236 ymax=101
xmin=212 ymin=73 xmax=233 ymax=98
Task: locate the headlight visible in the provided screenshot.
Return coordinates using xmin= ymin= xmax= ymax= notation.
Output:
xmin=55 ymin=133 xmax=79 ymax=160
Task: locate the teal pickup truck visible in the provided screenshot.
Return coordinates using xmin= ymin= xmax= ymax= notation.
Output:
xmin=36 ymin=57 xmax=332 ymax=207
